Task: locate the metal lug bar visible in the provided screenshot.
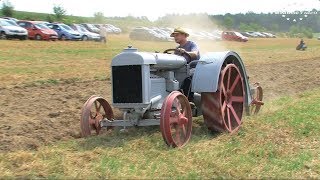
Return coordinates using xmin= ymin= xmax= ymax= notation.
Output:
xmin=100 ymin=119 xmax=160 ymax=127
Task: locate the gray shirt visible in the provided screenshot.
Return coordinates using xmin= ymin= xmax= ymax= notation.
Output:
xmin=175 ymin=41 xmax=200 ymax=63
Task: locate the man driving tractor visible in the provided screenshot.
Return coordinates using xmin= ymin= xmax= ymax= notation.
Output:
xmin=170 ymin=28 xmax=200 ymax=102
xmin=171 ymin=27 xmax=200 ymax=62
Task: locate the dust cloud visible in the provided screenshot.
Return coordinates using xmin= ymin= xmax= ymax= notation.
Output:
xmin=157 ymin=13 xmax=228 ymax=53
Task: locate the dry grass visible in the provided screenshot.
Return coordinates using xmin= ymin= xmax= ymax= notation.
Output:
xmin=0 ymin=37 xmax=320 ymax=178
xmin=0 ymin=88 xmax=319 ymax=178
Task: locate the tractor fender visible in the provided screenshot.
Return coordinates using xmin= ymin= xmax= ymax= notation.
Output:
xmin=192 ymin=51 xmax=252 ymax=106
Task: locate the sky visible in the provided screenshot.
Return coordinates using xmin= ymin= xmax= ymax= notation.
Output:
xmin=4 ymin=0 xmax=320 ymax=21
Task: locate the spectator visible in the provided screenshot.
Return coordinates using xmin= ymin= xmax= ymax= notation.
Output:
xmin=99 ymin=26 xmax=108 ymax=43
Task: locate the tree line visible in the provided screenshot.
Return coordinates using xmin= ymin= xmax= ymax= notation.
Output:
xmin=1 ymin=1 xmax=319 ymax=38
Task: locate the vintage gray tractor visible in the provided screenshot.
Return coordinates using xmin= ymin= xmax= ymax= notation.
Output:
xmin=80 ymin=46 xmax=264 ymax=147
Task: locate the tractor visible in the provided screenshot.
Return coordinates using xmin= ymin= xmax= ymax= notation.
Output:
xmin=80 ymin=46 xmax=264 ymax=147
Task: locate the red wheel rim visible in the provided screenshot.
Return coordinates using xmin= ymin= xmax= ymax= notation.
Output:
xmin=80 ymin=95 xmax=113 ymax=137
xmin=201 ymin=64 xmax=245 ymax=133
xmin=160 ymin=91 xmax=192 ymax=147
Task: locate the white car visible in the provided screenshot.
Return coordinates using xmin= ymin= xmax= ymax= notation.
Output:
xmin=104 ymin=24 xmax=122 ymax=34
xmin=261 ymin=32 xmax=276 ymax=38
xmin=253 ymin=32 xmax=267 ymax=38
xmin=0 ymin=18 xmax=28 ymax=40
xmin=71 ymin=24 xmax=101 ymax=41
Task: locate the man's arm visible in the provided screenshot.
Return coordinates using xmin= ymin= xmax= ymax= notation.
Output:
xmin=177 ymin=42 xmax=200 ymax=60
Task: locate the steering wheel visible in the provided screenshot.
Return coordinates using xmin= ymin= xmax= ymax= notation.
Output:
xmin=163 ymin=48 xmax=176 ymax=54
xmin=163 ymin=48 xmax=192 ymax=60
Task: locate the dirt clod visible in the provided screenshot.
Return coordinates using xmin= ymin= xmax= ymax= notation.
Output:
xmin=48 ymin=112 xmax=61 ymax=118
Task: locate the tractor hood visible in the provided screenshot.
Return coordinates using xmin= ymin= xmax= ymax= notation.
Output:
xmin=111 ymin=46 xmax=187 ymax=70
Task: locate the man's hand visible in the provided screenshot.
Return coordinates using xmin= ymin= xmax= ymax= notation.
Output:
xmin=176 ymin=48 xmax=186 ymax=54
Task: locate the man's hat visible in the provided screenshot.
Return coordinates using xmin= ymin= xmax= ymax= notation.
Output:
xmin=170 ymin=27 xmax=189 ymax=37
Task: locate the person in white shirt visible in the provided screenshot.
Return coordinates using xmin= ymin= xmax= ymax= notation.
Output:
xmin=99 ymin=26 xmax=108 ymax=43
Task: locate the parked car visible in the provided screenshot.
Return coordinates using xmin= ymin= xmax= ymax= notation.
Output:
xmin=70 ymin=24 xmax=101 ymax=41
xmin=0 ymin=18 xmax=28 ymax=40
xmin=254 ymin=32 xmax=267 ymax=38
xmin=129 ymin=27 xmax=166 ymax=41
xmin=222 ymin=31 xmax=248 ymax=42
xmin=4 ymin=19 xmax=19 ymax=26
xmin=245 ymin=32 xmax=259 ymax=38
xmin=1 ymin=17 xmax=18 ymax=22
xmin=261 ymin=32 xmax=276 ymax=38
xmin=199 ymin=31 xmax=221 ymax=41
xmin=151 ymin=27 xmax=172 ymax=41
xmin=240 ymin=32 xmax=250 ymax=37
xmin=81 ymin=23 xmax=100 ymax=34
xmin=47 ymin=23 xmax=81 ymax=40
xmin=103 ymin=24 xmax=122 ymax=34
xmin=246 ymin=31 xmax=266 ymax=38
xmin=17 ymin=20 xmax=58 ymax=40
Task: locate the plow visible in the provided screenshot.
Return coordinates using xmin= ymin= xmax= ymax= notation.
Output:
xmin=80 ymin=46 xmax=264 ymax=147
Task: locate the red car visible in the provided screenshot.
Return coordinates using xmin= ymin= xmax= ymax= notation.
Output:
xmin=17 ymin=20 xmax=58 ymax=40
xmin=222 ymin=31 xmax=248 ymax=42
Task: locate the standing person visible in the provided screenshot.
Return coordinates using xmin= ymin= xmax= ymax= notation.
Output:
xmin=99 ymin=26 xmax=108 ymax=44
xmin=170 ymin=27 xmax=200 ymax=102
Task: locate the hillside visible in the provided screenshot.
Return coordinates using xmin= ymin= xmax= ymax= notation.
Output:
xmin=1 ymin=9 xmax=319 ymax=33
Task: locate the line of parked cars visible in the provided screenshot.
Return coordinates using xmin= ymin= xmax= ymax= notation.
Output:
xmin=221 ymin=31 xmax=277 ymax=42
xmin=0 ymin=17 xmax=122 ymax=41
xmin=129 ymin=27 xmax=279 ymax=42
xmin=241 ymin=31 xmax=276 ymax=38
xmin=129 ymin=27 xmax=223 ymax=42
xmin=129 ymin=27 xmax=173 ymax=41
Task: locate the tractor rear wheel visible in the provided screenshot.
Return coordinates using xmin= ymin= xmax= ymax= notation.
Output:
xmin=201 ymin=64 xmax=245 ymax=133
xmin=80 ymin=95 xmax=114 ymax=137
xmin=160 ymin=91 xmax=192 ymax=147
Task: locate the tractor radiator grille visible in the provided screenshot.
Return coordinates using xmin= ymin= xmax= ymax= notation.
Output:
xmin=112 ymin=65 xmax=142 ymax=103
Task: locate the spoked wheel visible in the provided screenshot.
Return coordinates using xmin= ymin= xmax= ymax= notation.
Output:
xmin=249 ymin=83 xmax=264 ymax=115
xmin=80 ymin=95 xmax=114 ymax=137
xmin=160 ymin=91 xmax=192 ymax=148
xmin=201 ymin=64 xmax=245 ymax=133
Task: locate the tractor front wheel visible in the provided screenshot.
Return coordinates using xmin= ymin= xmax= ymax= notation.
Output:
xmin=160 ymin=91 xmax=192 ymax=148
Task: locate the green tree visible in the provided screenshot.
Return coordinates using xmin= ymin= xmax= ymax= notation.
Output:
xmin=270 ymin=24 xmax=279 ymax=32
xmin=46 ymin=14 xmax=54 ymax=23
xmin=223 ymin=16 xmax=234 ymax=29
xmin=93 ymin=12 xmax=105 ymax=23
xmin=289 ymin=25 xmax=313 ymax=38
xmin=1 ymin=0 xmax=14 ymax=17
xmin=239 ymin=22 xmax=251 ymax=31
xmin=302 ymin=27 xmax=313 ymax=39
xmin=53 ymin=5 xmax=66 ymax=21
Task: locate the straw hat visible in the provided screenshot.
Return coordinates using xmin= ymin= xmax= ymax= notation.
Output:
xmin=170 ymin=27 xmax=189 ymax=37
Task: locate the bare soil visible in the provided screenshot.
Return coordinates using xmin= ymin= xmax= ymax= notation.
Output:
xmin=0 ymin=58 xmax=319 ymax=152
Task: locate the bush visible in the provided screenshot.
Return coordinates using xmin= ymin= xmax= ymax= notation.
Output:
xmin=288 ymin=25 xmax=313 ymax=39
xmin=302 ymin=28 xmax=313 ymax=39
